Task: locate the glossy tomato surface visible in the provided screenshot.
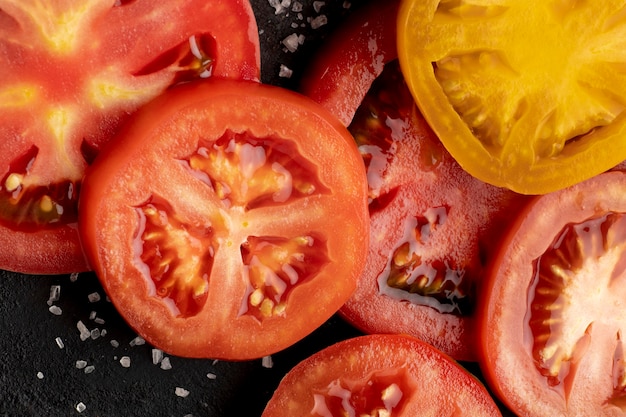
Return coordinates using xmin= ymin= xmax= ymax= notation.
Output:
xmin=479 ymin=170 xmax=626 ymax=416
xmin=0 ymin=0 xmax=260 ymax=274
xmin=78 ymin=78 xmax=369 ymax=360
xmin=397 ymin=0 xmax=626 ymax=195
xmin=302 ymin=0 xmax=529 ymax=361
xmin=262 ymin=334 xmax=502 ymax=416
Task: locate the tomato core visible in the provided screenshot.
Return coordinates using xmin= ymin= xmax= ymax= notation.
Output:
xmin=527 ymin=211 xmax=626 ymax=398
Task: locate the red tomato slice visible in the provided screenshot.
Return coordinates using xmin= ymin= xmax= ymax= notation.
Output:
xmin=78 ymin=78 xmax=369 ymax=360
xmin=478 ymin=170 xmax=626 ymax=416
xmin=0 ymin=0 xmax=261 ymax=274
xmin=262 ymin=334 xmax=502 ymax=416
xmin=301 ymin=0 xmax=530 ymax=361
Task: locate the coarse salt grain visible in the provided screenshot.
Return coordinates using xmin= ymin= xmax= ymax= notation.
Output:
xmin=282 ymin=33 xmax=305 ymax=52
xmin=84 ymin=365 xmax=95 ymax=374
xmin=110 ymin=339 xmax=119 ymax=348
xmin=206 ymin=372 xmax=217 ymax=380
xmin=262 ymin=355 xmax=274 ymax=369
xmin=130 ymin=336 xmax=145 ymax=347
xmin=152 ymin=349 xmax=164 ymax=365
xmin=76 ymin=360 xmax=88 ymax=369
xmin=87 ymin=292 xmax=101 ymax=303
xmin=313 ymin=1 xmax=325 ymax=12
xmin=55 ymin=337 xmax=65 ymax=349
xmin=36 ymin=371 xmax=44 ymax=379
xmin=175 ymin=387 xmax=190 ymax=398
xmin=75 ymin=402 xmax=86 ymax=413
xmin=120 ymin=356 xmax=131 ymax=368
xmin=160 ymin=357 xmax=172 ymax=370
xmin=292 ymin=1 xmax=303 ymax=12
xmin=69 ymin=272 xmax=79 ymax=282
xmin=47 ymin=285 xmax=61 ymax=306
xmin=77 ymin=321 xmax=90 ymax=341
xmin=279 ymin=64 xmax=293 ymax=78
xmin=48 ymin=305 xmax=62 ymax=316
xmin=310 ymin=14 xmax=328 ymax=29
xmin=90 ymin=329 xmax=101 ymax=340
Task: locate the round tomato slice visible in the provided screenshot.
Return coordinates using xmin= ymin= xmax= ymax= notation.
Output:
xmin=478 ymin=170 xmax=626 ymax=416
xmin=397 ymin=0 xmax=626 ymax=195
xmin=262 ymin=334 xmax=502 ymax=416
xmin=78 ymin=78 xmax=369 ymax=360
xmin=301 ymin=0 xmax=529 ymax=361
xmin=0 ymin=0 xmax=261 ymax=274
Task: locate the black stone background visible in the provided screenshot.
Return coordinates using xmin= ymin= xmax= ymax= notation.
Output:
xmin=0 ymin=1 xmax=515 ymax=416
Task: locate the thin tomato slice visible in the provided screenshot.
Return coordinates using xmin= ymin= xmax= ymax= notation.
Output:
xmin=78 ymin=78 xmax=369 ymax=360
xmin=262 ymin=334 xmax=502 ymax=417
xmin=0 ymin=0 xmax=260 ymax=274
xmin=397 ymin=0 xmax=626 ymax=195
xmin=479 ymin=170 xmax=626 ymax=416
xmin=301 ymin=0 xmax=529 ymax=361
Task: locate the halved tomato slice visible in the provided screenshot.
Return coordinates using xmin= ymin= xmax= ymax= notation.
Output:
xmin=301 ymin=0 xmax=529 ymax=361
xmin=262 ymin=334 xmax=502 ymax=416
xmin=397 ymin=0 xmax=626 ymax=195
xmin=478 ymin=170 xmax=626 ymax=415
xmin=0 ymin=0 xmax=260 ymax=274
xmin=78 ymin=78 xmax=369 ymax=360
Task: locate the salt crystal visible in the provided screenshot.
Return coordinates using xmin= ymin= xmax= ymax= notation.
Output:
xmin=48 ymin=305 xmax=62 ymax=316
xmin=119 ymin=356 xmax=131 ymax=368
xmin=130 ymin=336 xmax=145 ymax=347
xmin=90 ymin=329 xmax=101 ymax=340
xmin=36 ymin=371 xmax=44 ymax=379
xmin=206 ymin=372 xmax=217 ymax=380
xmin=100 ymin=329 xmax=108 ymax=337
xmin=160 ymin=357 xmax=172 ymax=370
xmin=268 ymin=0 xmax=287 ymax=14
xmin=69 ymin=272 xmax=79 ymax=282
xmin=89 ymin=311 xmax=97 ymax=320
xmin=279 ymin=64 xmax=293 ymax=78
xmin=75 ymin=402 xmax=86 ymax=413
xmin=76 ymin=360 xmax=88 ymax=369
xmin=343 ymin=1 xmax=351 ymax=9
xmin=110 ymin=339 xmax=119 ymax=348
xmin=292 ymin=1 xmax=303 ymax=12
xmin=282 ymin=33 xmax=305 ymax=52
xmin=262 ymin=355 xmax=274 ymax=369
xmin=55 ymin=337 xmax=65 ymax=349
xmin=87 ymin=292 xmax=101 ymax=303
xmin=84 ymin=365 xmax=95 ymax=374
xmin=77 ymin=321 xmax=90 ymax=341
xmin=313 ymin=1 xmax=325 ymax=13
xmin=47 ymin=285 xmax=61 ymax=306
xmin=310 ymin=14 xmax=328 ymax=29
xmin=94 ymin=317 xmax=105 ymax=325
xmin=175 ymin=387 xmax=190 ymax=398
xmin=152 ymin=349 xmax=164 ymax=365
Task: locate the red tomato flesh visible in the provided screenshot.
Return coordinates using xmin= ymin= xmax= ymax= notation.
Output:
xmin=479 ymin=170 xmax=626 ymax=416
xmin=78 ymin=78 xmax=370 ymax=360
xmin=0 ymin=0 xmax=260 ymax=274
xmin=301 ymin=0 xmax=530 ymax=361
xmin=262 ymin=334 xmax=502 ymax=416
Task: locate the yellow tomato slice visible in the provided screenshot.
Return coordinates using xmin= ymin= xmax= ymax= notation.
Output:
xmin=397 ymin=0 xmax=626 ymax=195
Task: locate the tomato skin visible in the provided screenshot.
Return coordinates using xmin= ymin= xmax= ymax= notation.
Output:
xmin=78 ymin=78 xmax=369 ymax=360
xmin=301 ymin=0 xmax=530 ymax=361
xmin=262 ymin=334 xmax=502 ymax=417
xmin=478 ymin=171 xmax=626 ymax=416
xmin=0 ymin=0 xmax=261 ymax=274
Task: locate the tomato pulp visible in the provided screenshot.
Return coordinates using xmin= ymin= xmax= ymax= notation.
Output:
xmin=301 ymin=0 xmax=529 ymax=361
xmin=479 ymin=170 xmax=626 ymax=416
xmin=0 ymin=0 xmax=261 ymax=274
xmin=78 ymin=79 xmax=370 ymax=360
xmin=262 ymin=334 xmax=502 ymax=416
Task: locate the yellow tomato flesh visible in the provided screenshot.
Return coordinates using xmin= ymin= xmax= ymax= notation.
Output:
xmin=398 ymin=0 xmax=626 ymax=195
